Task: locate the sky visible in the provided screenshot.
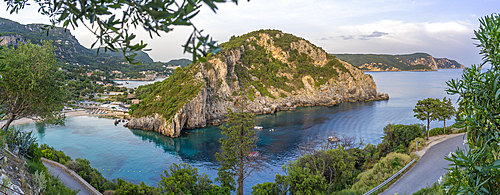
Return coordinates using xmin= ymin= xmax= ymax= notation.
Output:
xmin=0 ymin=0 xmax=499 ymax=67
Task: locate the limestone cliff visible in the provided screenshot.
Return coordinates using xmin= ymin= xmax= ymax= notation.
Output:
xmin=398 ymin=54 xmax=465 ymax=69
xmin=126 ymin=30 xmax=389 ymax=137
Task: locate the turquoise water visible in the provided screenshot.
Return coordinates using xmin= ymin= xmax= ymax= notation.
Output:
xmin=17 ymin=69 xmax=464 ymax=193
xmin=113 ymin=78 xmax=166 ymax=89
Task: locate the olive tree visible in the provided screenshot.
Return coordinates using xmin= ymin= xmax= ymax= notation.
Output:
xmin=0 ymin=41 xmax=68 ymax=132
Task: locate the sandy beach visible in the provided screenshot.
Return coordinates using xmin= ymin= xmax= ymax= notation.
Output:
xmin=1 ymin=110 xmax=129 ymax=127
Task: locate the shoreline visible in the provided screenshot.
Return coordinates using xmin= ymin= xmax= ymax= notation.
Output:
xmin=1 ymin=110 xmax=128 ymax=127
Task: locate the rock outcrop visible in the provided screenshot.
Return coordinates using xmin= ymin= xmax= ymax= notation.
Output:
xmin=399 ymin=55 xmax=465 ymax=69
xmin=126 ymin=30 xmax=389 ymax=137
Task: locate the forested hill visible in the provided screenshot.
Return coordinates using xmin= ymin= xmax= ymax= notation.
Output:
xmin=0 ymin=17 xmax=174 ymax=74
xmin=90 ymin=48 xmax=153 ymax=63
xmin=167 ymin=58 xmax=192 ymax=67
xmin=333 ymin=53 xmax=465 ymax=71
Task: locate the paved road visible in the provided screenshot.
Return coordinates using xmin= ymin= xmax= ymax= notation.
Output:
xmin=382 ymin=134 xmax=467 ymax=195
xmin=43 ymin=161 xmax=92 ymax=195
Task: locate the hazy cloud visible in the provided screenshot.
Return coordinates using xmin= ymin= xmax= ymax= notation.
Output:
xmin=340 ymin=35 xmax=355 ymax=40
xmin=361 ymin=31 xmax=389 ymax=38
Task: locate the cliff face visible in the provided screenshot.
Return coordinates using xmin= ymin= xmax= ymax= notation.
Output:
xmin=126 ymin=30 xmax=389 ymax=137
xmin=334 ymin=53 xmax=465 ymax=71
xmin=398 ymin=55 xmax=465 ymax=69
xmin=359 ymin=63 xmax=401 ymax=71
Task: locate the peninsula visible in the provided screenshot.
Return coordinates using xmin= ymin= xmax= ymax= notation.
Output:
xmin=125 ymin=30 xmax=389 ymax=137
xmin=333 ymin=53 xmax=465 ymax=71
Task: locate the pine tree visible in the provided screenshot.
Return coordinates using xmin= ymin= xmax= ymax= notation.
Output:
xmin=216 ymin=110 xmax=260 ymax=195
xmin=413 ymin=98 xmax=441 ymax=140
xmin=437 ymin=97 xmax=456 ymax=134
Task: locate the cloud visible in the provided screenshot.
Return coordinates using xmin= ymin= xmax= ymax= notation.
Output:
xmin=340 ymin=35 xmax=355 ymax=40
xmin=319 ymin=31 xmax=387 ymax=41
xmin=361 ymin=31 xmax=389 ymax=38
xmin=327 ymin=20 xmax=473 ymax=45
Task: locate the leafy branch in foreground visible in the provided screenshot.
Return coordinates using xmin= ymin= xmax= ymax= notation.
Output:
xmin=4 ymin=0 xmax=247 ymax=64
xmin=443 ymin=13 xmax=500 ymax=194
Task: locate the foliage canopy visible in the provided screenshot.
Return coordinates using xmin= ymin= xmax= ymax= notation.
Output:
xmin=0 ymin=41 xmax=68 ymax=131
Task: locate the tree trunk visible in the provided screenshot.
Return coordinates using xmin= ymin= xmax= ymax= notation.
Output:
xmin=238 ymin=124 xmax=244 ymax=195
xmin=427 ymin=118 xmax=430 ymax=140
xmin=443 ymin=120 xmax=446 ymax=135
xmin=2 ymin=115 xmax=15 ymax=133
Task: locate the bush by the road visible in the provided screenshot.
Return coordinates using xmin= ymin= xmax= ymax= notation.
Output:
xmin=350 ymin=152 xmax=413 ymax=193
xmin=408 ymin=137 xmax=426 ymax=154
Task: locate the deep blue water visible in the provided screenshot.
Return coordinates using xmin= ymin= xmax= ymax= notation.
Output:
xmin=17 ymin=69 xmax=464 ymax=193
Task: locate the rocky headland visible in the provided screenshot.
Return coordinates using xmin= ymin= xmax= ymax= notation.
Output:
xmin=125 ymin=30 xmax=389 ymax=137
xmin=334 ymin=53 xmax=465 ymax=71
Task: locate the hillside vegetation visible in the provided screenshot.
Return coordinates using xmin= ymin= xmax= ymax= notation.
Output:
xmin=132 ymin=65 xmax=204 ymax=121
xmin=217 ymin=29 xmax=351 ymax=99
xmin=333 ymin=53 xmax=464 ymax=71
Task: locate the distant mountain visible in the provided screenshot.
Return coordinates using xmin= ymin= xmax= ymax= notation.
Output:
xmin=0 ymin=17 xmax=168 ymax=75
xmin=91 ymin=48 xmax=154 ymax=63
xmin=332 ymin=53 xmax=465 ymax=71
xmin=167 ymin=58 xmax=192 ymax=67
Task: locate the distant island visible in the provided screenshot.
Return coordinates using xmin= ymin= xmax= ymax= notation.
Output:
xmin=125 ymin=29 xmax=389 ymax=137
xmin=332 ymin=53 xmax=465 ymax=71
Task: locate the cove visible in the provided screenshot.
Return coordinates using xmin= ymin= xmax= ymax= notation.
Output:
xmin=17 ymin=69 xmax=464 ymax=193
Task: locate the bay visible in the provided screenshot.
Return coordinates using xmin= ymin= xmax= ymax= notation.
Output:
xmin=17 ymin=69 xmax=464 ymax=193
xmin=113 ymin=78 xmax=166 ymax=89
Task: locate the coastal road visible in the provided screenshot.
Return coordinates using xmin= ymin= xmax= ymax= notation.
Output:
xmin=382 ymin=134 xmax=467 ymax=195
xmin=43 ymin=161 xmax=92 ymax=195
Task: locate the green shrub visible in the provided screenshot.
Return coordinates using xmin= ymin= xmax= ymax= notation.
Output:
xmin=40 ymin=143 xmax=72 ymax=164
xmin=65 ymin=158 xmax=116 ymax=192
xmin=429 ymin=125 xmax=464 ymax=137
xmin=351 ymin=152 xmax=413 ymax=193
xmin=381 ymin=124 xmax=424 ymax=152
xmin=408 ymin=137 xmax=426 ymax=154
xmin=44 ymin=172 xmax=79 ymax=194
xmin=27 ymin=159 xmax=47 ymax=174
xmin=413 ymin=182 xmax=445 ymax=195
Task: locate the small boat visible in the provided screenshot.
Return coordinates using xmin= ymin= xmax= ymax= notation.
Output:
xmin=253 ymin=126 xmax=263 ymax=129
xmin=249 ymin=151 xmax=259 ymax=157
xmin=328 ymin=136 xmax=340 ymax=143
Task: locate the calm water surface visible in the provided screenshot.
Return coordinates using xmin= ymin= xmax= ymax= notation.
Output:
xmin=18 ymin=69 xmax=464 ymax=193
xmin=114 ymin=78 xmax=166 ymax=88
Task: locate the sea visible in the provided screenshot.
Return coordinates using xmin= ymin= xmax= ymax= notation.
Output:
xmin=17 ymin=69 xmax=464 ymax=193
